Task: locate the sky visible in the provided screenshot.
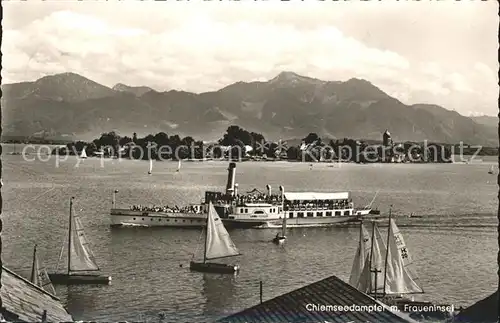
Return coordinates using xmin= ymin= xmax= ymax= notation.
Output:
xmin=2 ymin=1 xmax=498 ymax=116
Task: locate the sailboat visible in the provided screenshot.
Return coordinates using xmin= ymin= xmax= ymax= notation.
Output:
xmin=48 ymin=197 xmax=111 ymax=285
xmin=176 ymin=159 xmax=182 ymax=172
xmin=190 ymin=202 xmax=241 ymax=274
xmin=80 ymin=148 xmax=88 ymax=159
xmin=356 ymin=220 xmax=390 ymax=295
xmin=148 ymin=158 xmax=153 ymax=175
xmin=488 ymin=165 xmax=494 ymax=174
xmin=356 ymin=191 xmax=380 ymax=216
xmin=353 ymin=212 xmax=424 ymax=299
xmin=272 ymin=217 xmax=287 ymax=244
xmin=348 ymin=210 xmax=455 ymax=319
xmin=30 ymin=244 xmax=57 ymax=295
xmin=365 ymin=217 xmax=453 ymax=319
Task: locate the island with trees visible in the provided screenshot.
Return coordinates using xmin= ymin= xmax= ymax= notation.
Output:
xmin=50 ymin=125 xmax=496 ymax=163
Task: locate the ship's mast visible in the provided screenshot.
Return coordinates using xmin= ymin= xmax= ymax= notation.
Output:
xmin=382 ymin=206 xmax=393 ymax=296
xmin=368 ymin=221 xmax=376 ymax=294
xmin=67 ymin=197 xmax=74 ymax=275
xmin=279 ymin=185 xmax=285 ymax=215
xmin=203 ymin=204 xmax=210 ymax=263
xmin=30 ymin=244 xmax=37 ymax=283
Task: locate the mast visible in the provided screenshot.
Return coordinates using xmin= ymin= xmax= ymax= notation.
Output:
xmin=112 ymin=190 xmax=117 ymax=209
xmin=279 ymin=185 xmax=285 ymax=214
xmin=368 ymin=221 xmax=376 ymax=294
xmin=203 ymin=212 xmax=209 ymax=263
xmin=366 ymin=190 xmax=379 ymax=209
xmin=383 ymin=205 xmax=393 ymax=296
xmin=67 ymin=197 xmax=74 ymax=275
xmin=30 ymin=244 xmax=37 ymax=283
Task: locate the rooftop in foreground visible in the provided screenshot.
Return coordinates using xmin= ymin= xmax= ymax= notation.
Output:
xmin=0 ymin=266 xmax=73 ymax=322
xmin=454 ymin=289 xmax=497 ymax=323
xmin=217 ymin=275 xmax=417 ymax=323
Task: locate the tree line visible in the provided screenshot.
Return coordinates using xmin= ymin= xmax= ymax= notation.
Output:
xmin=51 ymin=125 xmax=484 ymax=163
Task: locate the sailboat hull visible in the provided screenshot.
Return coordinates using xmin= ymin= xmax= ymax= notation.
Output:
xmin=48 ymin=273 xmax=111 ymax=285
xmin=189 ymin=261 xmax=239 ymax=274
xmin=272 ymin=237 xmax=286 ymax=244
xmin=354 ymin=208 xmax=373 ymax=216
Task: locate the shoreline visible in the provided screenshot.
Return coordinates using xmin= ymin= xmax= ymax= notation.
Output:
xmin=43 ymin=155 xmax=461 ymax=164
xmin=5 ymin=152 xmax=488 ymax=164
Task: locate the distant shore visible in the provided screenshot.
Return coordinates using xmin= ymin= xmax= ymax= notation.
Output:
xmin=1 ymin=140 xmax=498 ymax=157
xmin=10 ymin=152 xmax=489 ymax=164
xmin=3 ymin=125 xmax=499 ymax=165
xmin=1 ymin=143 xmax=497 ymax=163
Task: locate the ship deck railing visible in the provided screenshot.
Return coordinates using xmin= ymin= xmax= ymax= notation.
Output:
xmin=129 ymin=207 xmax=203 ymax=214
xmin=285 ymin=205 xmax=351 ymax=209
xmin=237 ymin=203 xmax=277 ymax=207
xmin=234 ymin=199 xmax=283 ymax=205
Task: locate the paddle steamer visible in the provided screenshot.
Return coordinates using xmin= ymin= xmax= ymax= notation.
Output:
xmin=110 ymin=162 xmax=377 ymax=229
xmin=207 ymin=163 xmax=376 ymax=228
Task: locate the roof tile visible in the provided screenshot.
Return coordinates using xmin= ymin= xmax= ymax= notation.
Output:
xmin=218 ymin=275 xmax=418 ymax=323
xmin=1 ymin=267 xmax=73 ymax=322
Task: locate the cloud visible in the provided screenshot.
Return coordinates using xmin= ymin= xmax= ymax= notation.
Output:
xmin=2 ymin=9 xmax=411 ymax=89
xmin=1 ymin=3 xmax=498 ymax=116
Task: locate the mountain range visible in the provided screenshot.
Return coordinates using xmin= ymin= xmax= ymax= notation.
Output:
xmin=1 ymin=71 xmax=497 ymax=146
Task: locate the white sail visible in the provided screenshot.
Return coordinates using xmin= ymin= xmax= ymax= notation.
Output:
xmin=384 ymin=219 xmax=423 ymax=294
xmin=390 ymin=219 xmax=417 ymax=276
xmin=148 ymin=159 xmax=153 ymax=173
xmin=177 ymin=159 xmax=182 ymax=171
xmin=348 ymin=223 xmax=371 ymax=287
xmin=69 ymin=216 xmax=100 ymax=272
xmin=31 ymin=247 xmax=56 ymax=295
xmin=80 ymin=148 xmax=87 ymax=159
xmin=205 ymin=203 xmax=240 ymax=260
xmin=357 ymin=223 xmax=388 ymax=294
xmin=30 ymin=247 xmax=40 ymax=287
xmin=357 ymin=253 xmax=372 ymax=292
xmin=372 ymin=224 xmax=388 ymax=293
xmin=40 ymin=267 xmax=57 ymax=295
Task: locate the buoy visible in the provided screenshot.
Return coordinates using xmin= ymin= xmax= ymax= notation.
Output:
xmin=179 ymin=264 xmax=183 ymax=267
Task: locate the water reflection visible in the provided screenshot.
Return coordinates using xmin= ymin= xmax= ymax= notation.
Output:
xmin=201 ymin=273 xmax=237 ymax=318
xmin=65 ymin=285 xmax=100 ymax=320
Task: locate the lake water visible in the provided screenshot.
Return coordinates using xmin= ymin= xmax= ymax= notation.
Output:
xmin=0 ymin=147 xmax=498 ymax=322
